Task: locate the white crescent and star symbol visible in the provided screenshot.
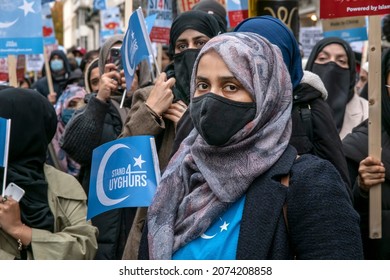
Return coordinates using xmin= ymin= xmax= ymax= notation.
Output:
xmin=0 ymin=0 xmax=36 ymax=29
xmin=201 ymin=218 xmax=230 ymax=240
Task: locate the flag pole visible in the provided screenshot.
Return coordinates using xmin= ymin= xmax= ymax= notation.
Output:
xmin=368 ymin=15 xmax=382 ymax=239
xmin=7 ymin=55 xmax=17 ymax=87
xmin=43 ymin=46 xmax=55 ymax=104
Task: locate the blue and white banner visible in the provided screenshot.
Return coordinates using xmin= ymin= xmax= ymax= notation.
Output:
xmin=87 ymin=136 xmax=160 ymax=220
xmin=0 ymin=117 xmax=11 ymax=195
xmin=93 ymin=0 xmax=107 ymax=11
xmin=0 ymin=0 xmax=44 ymax=56
xmin=121 ymin=7 xmax=155 ymax=91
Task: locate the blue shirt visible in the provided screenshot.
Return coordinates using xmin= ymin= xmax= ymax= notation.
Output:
xmin=173 ymin=196 xmax=246 ymax=260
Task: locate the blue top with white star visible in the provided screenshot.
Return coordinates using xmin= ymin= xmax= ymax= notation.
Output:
xmin=172 ymin=195 xmax=245 ymax=260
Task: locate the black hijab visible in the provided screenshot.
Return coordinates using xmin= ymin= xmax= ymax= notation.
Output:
xmin=305 ymin=37 xmax=356 ymax=131
xmin=305 ymin=37 xmax=356 ymax=102
xmin=168 ymin=10 xmax=222 ymax=58
xmin=0 ymin=88 xmax=57 ymax=232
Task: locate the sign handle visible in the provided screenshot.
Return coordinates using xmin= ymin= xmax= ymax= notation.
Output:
xmin=368 ymin=15 xmax=382 ymax=239
xmin=7 ymin=55 xmax=17 ymax=87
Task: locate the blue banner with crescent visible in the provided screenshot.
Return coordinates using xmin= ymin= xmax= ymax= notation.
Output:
xmin=87 ymin=136 xmax=160 ymax=220
xmin=121 ymin=7 xmax=155 ymax=91
xmin=0 ymin=0 xmax=44 ymax=56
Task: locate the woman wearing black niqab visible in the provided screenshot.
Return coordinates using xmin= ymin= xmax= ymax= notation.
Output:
xmin=0 ymin=87 xmax=98 ymax=260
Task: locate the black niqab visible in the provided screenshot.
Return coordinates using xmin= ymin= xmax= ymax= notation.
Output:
xmin=0 ymin=88 xmax=56 ymax=232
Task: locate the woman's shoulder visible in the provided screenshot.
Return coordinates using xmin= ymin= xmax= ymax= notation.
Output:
xmin=44 ymin=164 xmax=87 ymax=200
xmin=290 ymin=154 xmax=348 ymax=196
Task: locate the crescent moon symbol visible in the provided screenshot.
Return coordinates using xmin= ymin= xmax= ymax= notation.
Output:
xmin=97 ymin=143 xmax=130 ymax=206
xmin=124 ymin=32 xmax=135 ymax=76
xmin=0 ymin=18 xmax=19 ymax=29
xmin=200 ymin=233 xmax=217 ymax=240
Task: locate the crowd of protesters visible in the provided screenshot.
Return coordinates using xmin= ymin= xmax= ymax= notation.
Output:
xmin=1 ymin=3 xmax=390 ymax=260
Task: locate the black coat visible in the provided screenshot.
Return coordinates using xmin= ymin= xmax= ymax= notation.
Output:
xmin=139 ymin=146 xmax=363 ymax=260
xmin=343 ymin=120 xmax=390 ymax=259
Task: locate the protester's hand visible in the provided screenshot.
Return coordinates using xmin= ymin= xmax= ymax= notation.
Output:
xmin=48 ymin=91 xmax=57 ymax=105
xmin=0 ymin=196 xmax=22 ymax=233
xmin=97 ymin=63 xmax=121 ymax=102
xmin=358 ymin=156 xmax=386 ymax=192
xmin=0 ymin=195 xmax=32 ymax=246
xmin=145 ymin=72 xmax=176 ymax=117
xmin=163 ymin=100 xmax=188 ymax=126
xmin=120 ymin=69 xmax=128 ymax=92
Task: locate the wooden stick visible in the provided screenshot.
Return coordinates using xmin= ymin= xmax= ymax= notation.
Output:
xmin=43 ymin=46 xmax=54 ymax=93
xmin=7 ymin=55 xmax=17 ymax=87
xmin=368 ymin=15 xmax=382 ymax=239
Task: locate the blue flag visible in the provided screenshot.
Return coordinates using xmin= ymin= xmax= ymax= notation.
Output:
xmin=121 ymin=7 xmax=155 ymax=91
xmin=93 ymin=0 xmax=106 ymax=11
xmin=0 ymin=117 xmax=11 ymax=195
xmin=145 ymin=13 xmax=158 ymax=35
xmin=41 ymin=0 xmax=54 ymax=4
xmin=0 ymin=0 xmax=44 ymax=56
xmin=87 ymin=136 xmax=160 ymax=220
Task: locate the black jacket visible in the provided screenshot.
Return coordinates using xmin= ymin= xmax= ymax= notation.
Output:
xmin=343 ymin=120 xmax=390 ymax=259
xmin=139 ymin=146 xmax=363 ymax=259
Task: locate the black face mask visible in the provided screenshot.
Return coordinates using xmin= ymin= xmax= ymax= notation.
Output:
xmin=173 ymin=49 xmax=201 ymax=105
xmin=312 ymin=62 xmax=350 ymax=131
xmin=190 ymin=93 xmax=256 ymax=146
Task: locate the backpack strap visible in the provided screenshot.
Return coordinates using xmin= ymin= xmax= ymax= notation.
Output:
xmin=299 ymin=104 xmax=313 ymax=142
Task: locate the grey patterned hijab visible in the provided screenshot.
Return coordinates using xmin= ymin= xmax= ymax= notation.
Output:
xmin=147 ymin=32 xmax=293 ymax=259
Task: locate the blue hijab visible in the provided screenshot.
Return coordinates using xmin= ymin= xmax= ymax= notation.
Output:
xmin=234 ymin=15 xmax=304 ymax=89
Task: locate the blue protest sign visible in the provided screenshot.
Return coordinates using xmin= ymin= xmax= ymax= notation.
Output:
xmin=0 ymin=117 xmax=11 ymax=195
xmin=87 ymin=136 xmax=160 ymax=220
xmin=0 ymin=0 xmax=44 ymax=56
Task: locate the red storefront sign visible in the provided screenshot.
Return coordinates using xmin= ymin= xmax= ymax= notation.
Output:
xmin=320 ymin=0 xmax=390 ymax=19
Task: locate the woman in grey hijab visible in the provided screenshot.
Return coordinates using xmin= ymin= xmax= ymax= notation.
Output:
xmin=139 ymin=32 xmax=363 ymax=260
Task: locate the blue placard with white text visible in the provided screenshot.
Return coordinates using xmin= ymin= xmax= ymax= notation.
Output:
xmin=0 ymin=0 xmax=44 ymax=56
xmin=87 ymin=136 xmax=160 ymax=220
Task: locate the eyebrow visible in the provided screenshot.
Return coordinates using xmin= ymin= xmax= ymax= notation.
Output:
xmin=176 ymin=35 xmax=209 ymax=45
xmin=196 ymin=75 xmax=241 ymax=83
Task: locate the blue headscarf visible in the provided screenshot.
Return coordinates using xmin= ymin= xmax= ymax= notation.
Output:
xmin=234 ymin=15 xmax=304 ymax=89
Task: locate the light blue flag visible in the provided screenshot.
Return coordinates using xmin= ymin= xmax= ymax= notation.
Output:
xmin=87 ymin=136 xmax=160 ymax=220
xmin=0 ymin=117 xmax=11 ymax=195
xmin=0 ymin=0 xmax=44 ymax=56
xmin=145 ymin=13 xmax=158 ymax=35
xmin=93 ymin=0 xmax=107 ymax=11
xmin=121 ymin=7 xmax=155 ymax=91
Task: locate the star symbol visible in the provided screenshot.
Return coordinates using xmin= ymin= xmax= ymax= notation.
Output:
xmin=19 ymin=0 xmax=35 ymax=16
xmin=133 ymin=154 xmax=146 ymax=169
xmin=220 ymin=221 xmax=229 ymax=232
xmin=131 ymin=31 xmax=135 ymax=40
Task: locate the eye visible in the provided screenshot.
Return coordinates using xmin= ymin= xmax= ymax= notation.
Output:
xmin=176 ymin=43 xmax=188 ymax=52
xmin=196 ymin=82 xmax=209 ymax=92
xmin=337 ymin=58 xmax=348 ymax=68
xmin=223 ymin=84 xmax=238 ymax=92
xmin=195 ymin=39 xmax=208 ymax=49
